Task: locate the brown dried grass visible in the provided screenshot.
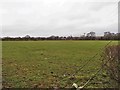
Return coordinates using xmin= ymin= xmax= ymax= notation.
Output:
xmin=103 ymin=45 xmax=120 ymax=82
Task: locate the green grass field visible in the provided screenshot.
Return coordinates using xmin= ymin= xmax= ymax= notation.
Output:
xmin=2 ymin=40 xmax=118 ymax=88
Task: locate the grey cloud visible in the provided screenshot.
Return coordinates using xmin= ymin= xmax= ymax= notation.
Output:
xmin=88 ymin=2 xmax=116 ymax=11
xmin=1 ymin=1 xmax=118 ymax=37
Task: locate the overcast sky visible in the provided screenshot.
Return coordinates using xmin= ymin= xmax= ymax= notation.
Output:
xmin=0 ymin=0 xmax=119 ymax=37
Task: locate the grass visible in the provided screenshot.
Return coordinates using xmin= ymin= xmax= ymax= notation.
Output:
xmin=2 ymin=40 xmax=118 ymax=88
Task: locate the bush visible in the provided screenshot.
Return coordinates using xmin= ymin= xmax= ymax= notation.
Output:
xmin=103 ymin=45 xmax=120 ymax=83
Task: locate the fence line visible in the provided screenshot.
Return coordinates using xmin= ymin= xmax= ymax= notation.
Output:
xmin=57 ymin=40 xmax=113 ymax=88
xmin=73 ymin=40 xmax=120 ymax=89
xmin=71 ymin=40 xmax=114 ymax=89
xmin=72 ymin=40 xmax=113 ymax=77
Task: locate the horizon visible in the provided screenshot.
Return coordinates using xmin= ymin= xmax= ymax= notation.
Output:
xmin=1 ymin=31 xmax=119 ymax=38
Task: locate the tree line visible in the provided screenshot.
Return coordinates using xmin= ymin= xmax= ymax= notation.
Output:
xmin=1 ymin=31 xmax=120 ymax=41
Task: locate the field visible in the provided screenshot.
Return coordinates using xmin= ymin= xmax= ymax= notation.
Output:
xmin=2 ymin=40 xmax=118 ymax=88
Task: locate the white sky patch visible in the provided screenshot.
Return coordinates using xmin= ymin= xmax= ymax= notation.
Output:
xmin=0 ymin=0 xmax=119 ymax=37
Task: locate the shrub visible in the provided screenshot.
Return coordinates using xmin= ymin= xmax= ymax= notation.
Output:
xmin=103 ymin=45 xmax=120 ymax=83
